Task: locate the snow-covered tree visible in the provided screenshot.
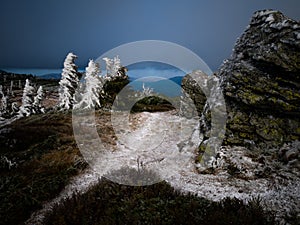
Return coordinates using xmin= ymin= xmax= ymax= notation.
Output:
xmin=142 ymin=83 xmax=153 ymax=96
xmin=102 ymin=57 xmax=114 ymax=80
xmin=58 ymin=52 xmax=79 ymax=110
xmin=19 ymin=79 xmax=35 ymax=117
xmin=1 ymin=95 xmax=7 ymax=112
xmin=0 ymin=86 xmax=11 ymax=117
xmin=112 ymin=55 xmax=121 ymax=77
xmin=0 ymin=85 xmax=3 ymax=97
xmin=0 ymin=85 xmax=5 ymax=116
xmin=11 ymin=102 xmax=19 ymax=116
xmin=33 ymin=86 xmax=45 ymax=113
xmin=10 ymin=81 xmax=13 ymax=95
xmin=74 ymin=60 xmax=102 ymax=110
xmin=102 ymin=56 xmax=127 ymax=81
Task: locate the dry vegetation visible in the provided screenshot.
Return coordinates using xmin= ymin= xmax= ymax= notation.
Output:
xmin=43 ymin=168 xmax=275 ymax=225
xmin=0 ymin=112 xmax=87 ymax=225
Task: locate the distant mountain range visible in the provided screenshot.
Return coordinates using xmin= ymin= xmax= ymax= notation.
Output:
xmin=39 ymin=73 xmax=61 ymax=80
xmin=0 ymin=68 xmax=184 ymax=97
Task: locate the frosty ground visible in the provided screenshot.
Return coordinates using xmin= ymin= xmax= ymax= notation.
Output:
xmin=26 ymin=110 xmax=300 ymax=225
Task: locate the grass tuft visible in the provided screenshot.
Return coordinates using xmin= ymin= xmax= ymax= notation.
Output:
xmin=44 ymin=168 xmax=275 ymax=225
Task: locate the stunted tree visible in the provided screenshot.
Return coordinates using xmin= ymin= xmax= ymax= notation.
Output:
xmin=0 ymin=85 xmax=4 ymax=113
xmin=102 ymin=57 xmax=114 ymax=80
xmin=33 ymin=86 xmax=45 ymax=113
xmin=9 ymin=80 xmax=14 ymax=96
xmin=102 ymin=55 xmax=127 ymax=81
xmin=141 ymin=83 xmax=153 ymax=96
xmin=74 ymin=60 xmax=102 ymax=110
xmin=0 ymin=85 xmax=3 ymax=98
xmin=0 ymin=95 xmax=8 ymax=116
xmin=100 ymin=56 xmax=129 ymax=108
xmin=112 ymin=55 xmax=121 ymax=77
xmin=19 ymin=79 xmax=35 ymax=117
xmin=58 ymin=52 xmax=79 ymax=110
xmin=11 ymin=102 xmax=19 ymax=116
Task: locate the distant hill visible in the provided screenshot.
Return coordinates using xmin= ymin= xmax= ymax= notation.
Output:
xmin=40 ymin=73 xmax=61 ymax=80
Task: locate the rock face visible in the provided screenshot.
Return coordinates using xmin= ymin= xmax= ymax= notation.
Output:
xmin=196 ymin=10 xmax=300 ymax=151
xmin=181 ymin=74 xmax=207 ymax=116
xmin=219 ymin=10 xmax=300 ymax=148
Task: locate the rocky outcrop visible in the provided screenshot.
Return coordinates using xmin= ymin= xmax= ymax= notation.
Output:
xmin=198 ymin=10 xmax=300 ymax=152
xmin=181 ymin=74 xmax=207 ymax=116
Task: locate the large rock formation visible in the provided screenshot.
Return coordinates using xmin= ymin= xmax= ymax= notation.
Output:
xmin=219 ymin=9 xmax=300 ymax=148
xmin=189 ymin=10 xmax=300 ymax=154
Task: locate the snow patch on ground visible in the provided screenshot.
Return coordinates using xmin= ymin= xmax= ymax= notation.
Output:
xmin=25 ymin=168 xmax=102 ymax=225
xmin=26 ymin=111 xmax=300 ymax=224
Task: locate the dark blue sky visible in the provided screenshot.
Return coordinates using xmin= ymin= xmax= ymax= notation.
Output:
xmin=0 ymin=0 xmax=299 ymax=71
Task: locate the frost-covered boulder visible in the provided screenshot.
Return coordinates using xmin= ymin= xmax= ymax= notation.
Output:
xmin=198 ymin=10 xmax=300 ymax=151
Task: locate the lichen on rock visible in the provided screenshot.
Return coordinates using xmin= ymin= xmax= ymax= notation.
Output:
xmin=193 ymin=10 xmax=300 ymax=155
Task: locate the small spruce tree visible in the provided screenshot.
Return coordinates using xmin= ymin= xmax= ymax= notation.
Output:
xmin=58 ymin=52 xmax=79 ymax=110
xmin=11 ymin=102 xmax=19 ymax=116
xmin=0 ymin=95 xmax=8 ymax=116
xmin=74 ymin=60 xmax=102 ymax=110
xmin=33 ymin=86 xmax=45 ymax=113
xmin=102 ymin=57 xmax=114 ymax=80
xmin=102 ymin=56 xmax=127 ymax=81
xmin=19 ymin=79 xmax=35 ymax=117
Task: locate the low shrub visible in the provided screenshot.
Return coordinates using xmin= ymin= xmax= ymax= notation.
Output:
xmin=44 ymin=168 xmax=275 ymax=225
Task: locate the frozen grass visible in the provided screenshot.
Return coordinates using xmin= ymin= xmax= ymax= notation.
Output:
xmin=1 ymin=110 xmax=299 ymax=224
xmin=43 ymin=171 xmax=275 ymax=225
xmin=0 ymin=112 xmax=87 ymax=225
xmin=30 ymin=111 xmax=299 ymax=224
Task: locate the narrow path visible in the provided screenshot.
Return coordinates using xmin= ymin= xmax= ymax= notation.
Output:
xmin=26 ymin=111 xmax=300 ymax=224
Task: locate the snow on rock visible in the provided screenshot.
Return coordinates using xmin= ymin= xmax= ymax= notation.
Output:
xmin=206 ymin=10 xmax=300 ymax=149
xmin=253 ymin=9 xmax=277 ymax=18
xmin=265 ymin=14 xmax=274 ymax=23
